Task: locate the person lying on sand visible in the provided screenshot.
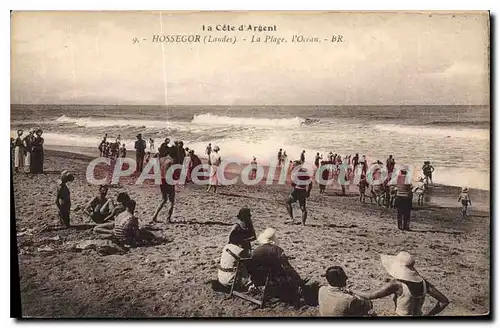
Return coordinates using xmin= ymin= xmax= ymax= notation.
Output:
xmin=458 ymin=187 xmax=472 ymax=219
xmin=246 ymin=228 xmax=308 ymax=307
xmin=286 ymin=160 xmax=313 ymax=225
xmin=354 ymin=251 xmax=449 ymax=316
xmin=56 ymin=170 xmax=75 ymax=228
xmin=217 ymin=231 xmax=255 ymax=292
xmin=151 ymin=156 xmax=175 ymax=223
xmin=83 ymin=185 xmax=115 ymax=224
xmin=93 ymin=199 xmax=139 ymax=246
xmin=228 ymin=207 xmax=256 ymax=257
xmin=318 ymin=266 xmax=373 ymax=317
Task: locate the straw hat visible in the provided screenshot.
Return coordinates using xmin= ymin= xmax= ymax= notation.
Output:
xmin=380 ymin=252 xmax=423 ymax=283
xmin=257 ymin=227 xmax=277 ymax=245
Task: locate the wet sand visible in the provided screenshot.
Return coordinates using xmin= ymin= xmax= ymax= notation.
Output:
xmin=13 ymin=150 xmax=490 ymax=317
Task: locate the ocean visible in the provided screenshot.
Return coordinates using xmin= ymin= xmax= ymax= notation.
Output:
xmin=10 ymin=104 xmax=490 ymax=190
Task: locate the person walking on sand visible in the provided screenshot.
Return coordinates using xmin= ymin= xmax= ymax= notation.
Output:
xmin=207 ymin=145 xmax=221 ymax=193
xmin=386 ymin=155 xmax=396 ymax=176
xmin=286 ymin=160 xmax=313 ymax=225
xmin=206 ymin=143 xmax=212 ymax=166
xmin=13 ymin=129 xmax=25 ymax=173
xmin=282 ymin=151 xmax=288 ymax=166
xmin=300 ymin=150 xmax=306 ymax=164
xmin=119 ymin=143 xmax=127 ymax=158
xmin=30 ymin=129 xmax=45 ymax=174
xmin=56 ymin=170 xmax=75 ymax=228
xmin=159 ymin=138 xmax=170 ymax=158
xmin=151 ymin=156 xmax=176 ymax=223
xmin=422 ymin=161 xmax=435 ymax=185
xmin=149 ymin=138 xmax=155 ymax=153
xmin=277 ymin=148 xmax=283 ymax=167
xmin=354 ymin=251 xmax=449 ymax=316
xmin=458 ymin=187 xmax=472 ymax=219
xmin=115 ymin=134 xmax=122 ymax=144
xmin=134 ymin=133 xmax=146 ymax=174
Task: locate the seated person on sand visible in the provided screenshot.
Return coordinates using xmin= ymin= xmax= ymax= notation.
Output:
xmin=354 ymin=251 xmax=449 ymax=316
xmin=216 ymin=232 xmax=256 ymax=292
xmin=318 ymin=266 xmax=373 ymax=317
xmin=93 ymin=200 xmax=140 ymax=246
xmin=246 ymin=228 xmax=308 ymax=306
xmin=93 ymin=192 xmax=131 ymax=234
xmin=227 ymin=207 xmax=256 ymax=257
xmin=84 ymin=185 xmax=116 ymax=224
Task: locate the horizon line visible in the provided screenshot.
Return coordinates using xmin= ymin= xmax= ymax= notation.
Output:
xmin=10 ymin=103 xmax=490 ymax=107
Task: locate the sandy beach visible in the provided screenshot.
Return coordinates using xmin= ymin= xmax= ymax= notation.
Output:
xmin=13 ymin=150 xmax=490 ymax=317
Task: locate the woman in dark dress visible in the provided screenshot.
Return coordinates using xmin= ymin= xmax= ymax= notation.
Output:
xmin=30 ymin=129 xmax=44 ymax=174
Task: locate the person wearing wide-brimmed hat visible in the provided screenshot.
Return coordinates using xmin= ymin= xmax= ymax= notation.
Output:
xmin=56 ymin=170 xmax=75 ymax=228
xmin=318 ymin=266 xmax=373 ymax=316
xmin=30 ymin=128 xmax=45 ymax=174
xmin=227 ymin=207 xmax=256 ymax=257
xmin=134 ymin=133 xmax=147 ymax=174
xmin=457 ymin=187 xmax=472 ymax=219
xmin=247 ymin=228 xmax=306 ymax=306
xmin=354 ymin=252 xmax=449 ymax=316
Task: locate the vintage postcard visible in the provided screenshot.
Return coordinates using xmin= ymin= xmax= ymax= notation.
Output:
xmin=11 ymin=11 xmax=490 ymax=318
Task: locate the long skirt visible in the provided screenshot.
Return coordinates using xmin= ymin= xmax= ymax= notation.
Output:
xmin=14 ymin=147 xmax=24 ymax=169
xmin=30 ymin=150 xmax=44 ymax=174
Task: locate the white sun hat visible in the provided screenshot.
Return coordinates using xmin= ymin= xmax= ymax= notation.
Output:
xmin=257 ymin=227 xmax=277 ymax=245
xmin=380 ymin=251 xmax=423 ymax=283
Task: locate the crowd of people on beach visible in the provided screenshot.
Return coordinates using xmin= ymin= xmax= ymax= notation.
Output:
xmin=11 ymin=128 xmax=45 ymax=174
xmin=12 ymin=128 xmax=476 ymax=317
xmin=213 ymin=207 xmax=450 ymax=316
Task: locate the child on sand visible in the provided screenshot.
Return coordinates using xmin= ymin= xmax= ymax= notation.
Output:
xmin=457 ymin=187 xmax=472 ymax=219
xmin=84 ymin=185 xmax=115 ymax=224
xmin=56 ymin=170 xmax=75 ymax=228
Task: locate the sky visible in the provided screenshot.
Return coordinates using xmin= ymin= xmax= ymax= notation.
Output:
xmin=11 ymin=11 xmax=490 ymax=105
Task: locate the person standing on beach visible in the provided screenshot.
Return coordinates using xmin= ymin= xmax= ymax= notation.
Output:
xmin=394 ymin=169 xmax=413 ymax=231
xmin=282 ymin=151 xmax=288 ymax=166
xmin=116 ymin=134 xmax=122 ymax=144
xmin=457 ymin=187 xmax=472 ymax=219
xmin=56 ymin=170 xmax=75 ymax=228
xmin=386 ymin=155 xmax=396 ymax=177
xmin=119 ymin=143 xmax=127 ymax=158
xmin=422 ymin=161 xmax=435 ymax=185
xmin=286 ymin=160 xmax=313 ymax=225
xmin=206 ymin=143 xmax=212 ymax=166
xmin=13 ymin=129 xmax=25 ymax=173
xmin=30 ymin=129 xmax=45 ymax=174
xmin=207 ymin=145 xmax=221 ymax=193
xmin=159 ymin=138 xmax=170 ymax=157
xmin=23 ymin=129 xmax=34 ymax=172
xmin=300 ymin=150 xmax=306 ymax=164
xmin=149 ymin=138 xmax=155 ymax=153
xmin=134 ymin=133 xmax=146 ymax=174
xmin=250 ymin=156 xmax=258 ymax=180
xmin=151 ymin=156 xmax=176 ymax=223
xmin=278 ymin=149 xmax=283 ymax=167
xmin=314 ymin=152 xmax=322 ymax=169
